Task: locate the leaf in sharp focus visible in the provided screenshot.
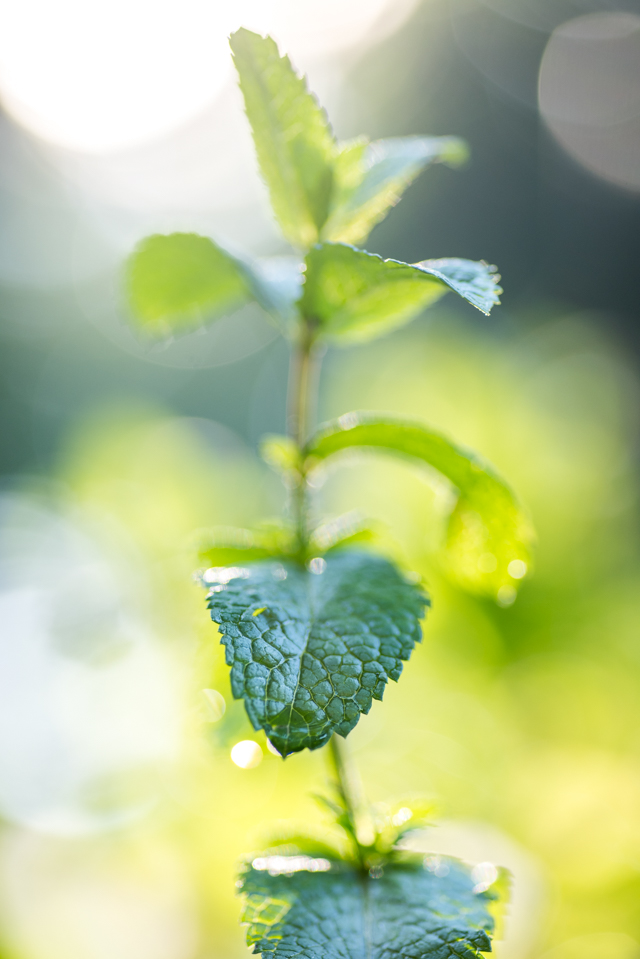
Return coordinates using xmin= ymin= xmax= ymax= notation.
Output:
xmin=205 ymin=550 xmax=428 ymax=756
xmin=238 ymin=857 xmax=503 ymax=959
xmin=323 ymin=135 xmax=468 ymax=246
xmin=125 ymin=233 xmax=251 ymax=337
xmin=304 ymin=414 xmax=533 ymax=600
xmin=230 ymin=29 xmax=336 ymax=249
xmin=300 ymin=244 xmax=501 ymax=345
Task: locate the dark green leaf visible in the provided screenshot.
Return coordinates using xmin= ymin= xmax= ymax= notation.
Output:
xmin=304 ymin=414 xmax=533 ymax=600
xmin=238 ymin=856 xmax=502 ymax=959
xmin=230 ymin=29 xmax=336 ymax=249
xmin=125 ymin=233 xmax=251 ymax=337
xmin=323 ymin=136 xmax=468 ymax=245
xmin=300 ymin=243 xmax=501 ymax=344
xmin=206 ymin=550 xmax=428 ymax=755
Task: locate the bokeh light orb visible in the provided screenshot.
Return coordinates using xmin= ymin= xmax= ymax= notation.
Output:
xmin=0 ymin=0 xmax=418 ymax=155
xmin=538 ymin=13 xmax=640 ymax=193
xmin=230 ymin=740 xmax=263 ymax=769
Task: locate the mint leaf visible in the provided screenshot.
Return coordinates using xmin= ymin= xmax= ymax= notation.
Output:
xmin=205 ymin=550 xmax=428 ymax=756
xmin=323 ymin=136 xmax=468 ymax=245
xmin=300 ymin=243 xmax=501 ymax=344
xmin=230 ymin=29 xmax=336 ymax=249
xmin=305 ymin=414 xmax=533 ymax=600
xmin=125 ymin=233 xmax=251 ymax=337
xmin=239 ymin=857 xmax=501 ymax=958
xmin=198 ymin=526 xmax=294 ymax=568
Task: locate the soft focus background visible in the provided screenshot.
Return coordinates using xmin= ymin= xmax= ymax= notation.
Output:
xmin=1 ymin=1 xmax=640 ymax=957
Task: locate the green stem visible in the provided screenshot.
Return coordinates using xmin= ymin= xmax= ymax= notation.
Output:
xmin=286 ymin=321 xmax=321 ymax=558
xmin=329 ymin=734 xmax=369 ymax=869
xmin=286 ymin=323 xmax=371 ymax=868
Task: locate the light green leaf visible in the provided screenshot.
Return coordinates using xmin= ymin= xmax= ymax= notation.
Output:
xmin=323 ymin=135 xmax=468 ymax=245
xmin=230 ymin=29 xmax=336 ymax=249
xmin=197 ymin=526 xmax=294 ymax=568
xmin=206 ymin=550 xmax=428 ymax=756
xmin=260 ymin=434 xmax=303 ymax=479
xmin=238 ymin=856 xmax=503 ymax=958
xmin=309 ymin=513 xmax=378 ymax=554
xmin=125 ymin=233 xmax=251 ymax=337
xmin=304 ymin=414 xmax=533 ymax=600
xmin=300 ymin=243 xmax=501 ymax=344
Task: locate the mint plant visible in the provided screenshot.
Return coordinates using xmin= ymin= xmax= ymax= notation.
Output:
xmin=125 ymin=28 xmax=533 ymax=959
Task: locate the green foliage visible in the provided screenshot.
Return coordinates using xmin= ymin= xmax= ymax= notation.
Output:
xmin=322 ymin=135 xmax=468 ymax=246
xmin=300 ymin=244 xmax=502 ymax=344
xmin=126 ymin=233 xmax=250 ymax=336
xmin=206 ymin=550 xmax=428 ymax=756
xmin=122 ymin=27 xmax=522 ymax=956
xmin=230 ymin=28 xmax=336 ymax=249
xmin=305 ymin=413 xmax=533 ymax=599
xmin=238 ymin=856 xmax=502 ymax=959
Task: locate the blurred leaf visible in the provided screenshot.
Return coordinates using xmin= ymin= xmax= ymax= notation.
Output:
xmin=304 ymin=413 xmax=533 ymax=599
xmin=198 ymin=525 xmax=294 ymax=567
xmin=300 ymin=244 xmax=501 ymax=344
xmin=230 ymin=29 xmax=336 ymax=249
xmin=125 ymin=233 xmax=251 ymax=337
xmin=238 ymin=857 xmax=501 ymax=958
xmin=323 ymin=135 xmax=468 ymax=246
xmin=372 ymin=798 xmax=437 ymax=853
xmin=309 ymin=512 xmax=378 ymax=554
xmin=205 ymin=550 xmax=428 ymax=756
xmin=260 ymin=435 xmax=303 ymax=479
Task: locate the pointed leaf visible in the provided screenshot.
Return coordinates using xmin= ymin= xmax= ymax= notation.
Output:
xmin=324 ymin=135 xmax=468 ymax=245
xmin=304 ymin=414 xmax=533 ymax=600
xmin=230 ymin=29 xmax=336 ymax=248
xmin=125 ymin=233 xmax=251 ymax=337
xmin=238 ymin=857 xmax=503 ymax=959
xmin=205 ymin=550 xmax=428 ymax=756
xmin=300 ymin=243 xmax=501 ymax=344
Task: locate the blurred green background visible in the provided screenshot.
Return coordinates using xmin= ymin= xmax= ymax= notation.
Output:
xmin=0 ymin=2 xmax=639 ymax=958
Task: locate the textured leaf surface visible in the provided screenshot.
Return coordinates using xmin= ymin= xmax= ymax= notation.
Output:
xmin=206 ymin=550 xmax=428 ymax=755
xmin=300 ymin=244 xmax=501 ymax=344
xmin=230 ymin=29 xmax=336 ymax=249
xmin=125 ymin=233 xmax=250 ymax=336
xmin=305 ymin=414 xmax=533 ymax=599
xmin=239 ymin=857 xmax=499 ymax=959
xmin=323 ymin=135 xmax=468 ymax=246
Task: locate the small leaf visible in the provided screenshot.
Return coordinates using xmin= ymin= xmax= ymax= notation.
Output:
xmin=323 ymin=135 xmax=468 ymax=245
xmin=125 ymin=233 xmax=251 ymax=337
xmin=260 ymin=435 xmax=303 ymax=480
xmin=300 ymin=243 xmax=501 ymax=344
xmin=238 ymin=856 xmax=503 ymax=959
xmin=205 ymin=550 xmax=428 ymax=756
xmin=197 ymin=526 xmax=294 ymax=568
xmin=309 ymin=513 xmax=378 ymax=554
xmin=230 ymin=29 xmax=336 ymax=249
xmin=304 ymin=414 xmax=533 ymax=599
